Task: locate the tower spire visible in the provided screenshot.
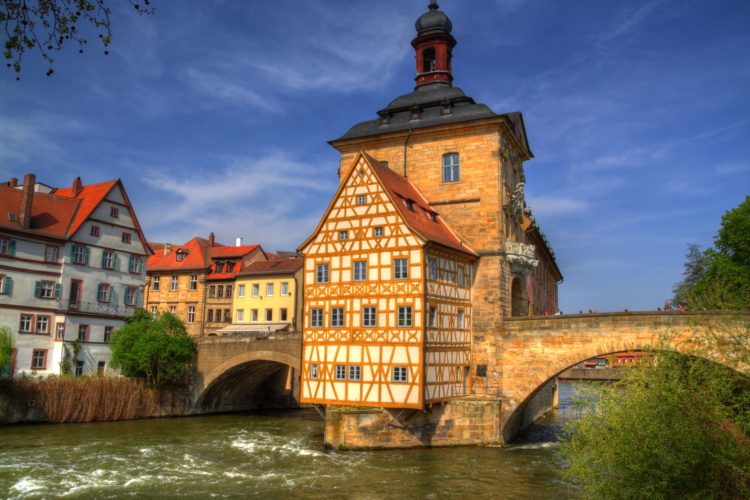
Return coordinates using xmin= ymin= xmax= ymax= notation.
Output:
xmin=412 ymin=1 xmax=456 ymax=88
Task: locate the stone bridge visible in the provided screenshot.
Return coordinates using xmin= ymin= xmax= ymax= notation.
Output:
xmin=494 ymin=311 xmax=706 ymax=441
xmin=190 ymin=330 xmax=301 ymax=413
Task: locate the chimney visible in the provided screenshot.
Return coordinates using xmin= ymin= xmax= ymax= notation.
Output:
xmin=71 ymin=177 xmax=83 ymax=197
xmin=208 ymin=232 xmax=215 ymax=247
xmin=9 ymin=178 xmax=18 ymax=187
xmin=164 ymin=243 xmax=172 ymax=256
xmin=236 ymin=237 xmax=243 ymax=247
xmin=19 ymin=173 xmax=35 ymax=229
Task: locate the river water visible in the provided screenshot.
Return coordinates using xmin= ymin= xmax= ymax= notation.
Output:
xmin=1 ymin=384 xmax=582 ymax=499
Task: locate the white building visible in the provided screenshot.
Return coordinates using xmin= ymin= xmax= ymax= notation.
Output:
xmin=0 ymin=174 xmax=151 ymax=377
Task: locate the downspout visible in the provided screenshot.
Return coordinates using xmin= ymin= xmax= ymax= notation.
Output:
xmin=403 ymin=128 xmax=413 ymax=178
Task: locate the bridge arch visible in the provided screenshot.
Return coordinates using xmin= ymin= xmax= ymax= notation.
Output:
xmin=195 ymin=351 xmax=301 ymax=412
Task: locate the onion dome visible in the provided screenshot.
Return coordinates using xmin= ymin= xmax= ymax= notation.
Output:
xmin=415 ymin=0 xmax=453 ymax=36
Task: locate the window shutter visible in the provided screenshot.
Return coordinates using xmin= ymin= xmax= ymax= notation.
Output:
xmin=108 ymin=287 xmax=113 ymax=303
xmin=70 ymin=245 xmax=76 ymax=261
xmin=34 ymin=281 xmax=41 ymax=297
xmin=140 ymin=257 xmax=145 ymax=274
xmin=2 ymin=277 xmax=12 ymax=294
xmin=128 ymin=255 xmax=133 ymax=273
xmin=101 ymin=251 xmax=106 ymax=268
xmin=8 ymin=240 xmax=15 ymax=256
xmin=136 ymin=289 xmax=142 ymax=307
xmin=113 ymin=253 xmax=119 ymax=270
xmin=54 ymin=283 xmax=62 ymax=299
xmin=84 ymin=248 xmax=90 ymax=265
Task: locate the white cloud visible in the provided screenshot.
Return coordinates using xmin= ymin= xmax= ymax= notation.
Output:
xmin=526 ymin=196 xmax=587 ymax=217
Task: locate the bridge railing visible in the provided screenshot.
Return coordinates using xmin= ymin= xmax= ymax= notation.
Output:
xmin=195 ymin=330 xmax=302 ymax=344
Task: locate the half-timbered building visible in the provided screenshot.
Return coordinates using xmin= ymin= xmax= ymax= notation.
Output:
xmin=299 ymin=153 xmax=477 ymax=409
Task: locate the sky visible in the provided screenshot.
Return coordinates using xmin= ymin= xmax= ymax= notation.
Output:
xmin=1 ymin=0 xmax=748 ymax=314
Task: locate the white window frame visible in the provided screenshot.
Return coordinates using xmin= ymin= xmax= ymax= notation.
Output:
xmin=429 ymin=259 xmax=437 ymax=280
xmin=362 ymin=307 xmax=377 ymax=327
xmin=394 ymin=259 xmax=408 ymax=280
xmin=458 ymin=309 xmax=465 ymax=330
xmin=237 ymin=309 xmax=244 ymax=323
xmin=374 ymin=227 xmax=383 ymax=237
xmin=252 ymin=284 xmax=259 ymax=297
xmin=281 ymin=282 xmax=289 ymax=296
xmin=266 ymin=283 xmax=274 ymax=297
xmin=331 ymin=307 xmax=344 ymax=328
xmin=238 ymin=284 xmax=245 ymax=298
xmin=398 ymin=306 xmax=413 ymax=327
xmin=349 ymin=365 xmax=361 ymax=381
xmin=311 ymin=308 xmax=323 ymax=328
xmin=189 ymin=275 xmax=198 ymax=291
xmin=310 ymin=364 xmax=318 ymax=380
xmin=393 ymin=366 xmax=407 ymax=383
xmin=187 ymin=306 xmax=195 ymax=324
xmin=171 ymin=276 xmax=178 ymax=291
xmin=316 ymin=264 xmax=329 ymax=284
xmin=335 ymin=365 xmax=346 ymax=380
xmin=442 ymin=153 xmax=460 ymax=182
xmin=353 ymin=261 xmax=367 ymax=282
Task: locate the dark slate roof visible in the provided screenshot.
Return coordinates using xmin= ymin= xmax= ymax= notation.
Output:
xmin=334 ymin=83 xmax=511 ymax=141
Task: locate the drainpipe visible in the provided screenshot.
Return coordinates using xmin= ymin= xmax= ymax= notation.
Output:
xmin=403 ymin=129 xmax=413 ymax=178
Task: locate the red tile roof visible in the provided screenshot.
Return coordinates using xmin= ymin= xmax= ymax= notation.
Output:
xmin=238 ymin=257 xmax=303 ymax=276
xmin=55 ymin=179 xmax=119 ymax=237
xmin=207 ymin=245 xmax=263 ymax=280
xmin=147 ymin=237 xmax=213 ymax=271
xmin=363 ymin=153 xmax=477 ymax=257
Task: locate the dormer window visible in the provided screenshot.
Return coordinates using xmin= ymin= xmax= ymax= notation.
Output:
xmin=215 ymin=262 xmax=223 ymax=274
xmin=7 ymin=213 xmax=17 ymax=222
xmin=226 ymin=261 xmax=235 ymax=272
xmin=176 ymin=251 xmax=185 ymax=262
xmin=379 ymin=114 xmax=391 ymax=126
xmin=441 ymin=98 xmax=452 ymax=116
xmin=410 ymin=105 xmax=421 ymax=121
xmin=402 ymin=198 xmax=415 ymax=212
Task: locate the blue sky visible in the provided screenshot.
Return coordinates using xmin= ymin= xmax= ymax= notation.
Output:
xmin=2 ymin=0 xmax=748 ymax=314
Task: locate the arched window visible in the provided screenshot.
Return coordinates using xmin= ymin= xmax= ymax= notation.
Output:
xmin=422 ymin=48 xmax=436 ymax=73
xmin=442 ymin=153 xmax=459 ymax=182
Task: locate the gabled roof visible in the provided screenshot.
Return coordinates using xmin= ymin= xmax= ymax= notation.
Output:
xmin=237 ymin=257 xmax=303 ymax=277
xmin=147 ymin=237 xmax=213 ymax=271
xmin=209 ymin=245 xmax=260 ymax=259
xmin=0 ymin=185 xmax=78 ymax=237
xmin=54 ymin=179 xmax=119 ymax=237
xmin=207 ymin=244 xmax=263 ymax=280
xmin=299 ymin=152 xmax=477 ymax=258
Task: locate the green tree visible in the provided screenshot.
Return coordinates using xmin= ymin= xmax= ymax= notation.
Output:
xmin=0 ymin=326 xmax=14 ymax=376
xmin=109 ymin=309 xmax=196 ymax=386
xmin=2 ymin=0 xmax=154 ymax=78
xmin=671 ymin=243 xmax=708 ymax=307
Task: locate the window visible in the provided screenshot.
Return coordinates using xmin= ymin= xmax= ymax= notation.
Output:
xmin=129 ymin=256 xmax=143 ymax=274
xmin=207 ymin=309 xmax=214 ymax=322
xmin=281 ymin=282 xmax=289 ymax=296
xmin=121 ymin=232 xmax=131 ymax=243
xmin=152 ymin=276 xmax=160 ymax=291
xmin=215 ymin=262 xmax=223 ymax=274
xmin=354 ymin=261 xmax=367 ymax=281
xmin=226 ymin=261 xmax=235 ymax=273
xmin=349 ymin=365 xmax=361 ymax=381
xmin=78 ymin=325 xmax=89 ymax=341
xmin=237 ymin=309 xmax=244 ymax=323
xmin=266 ymin=283 xmax=274 ymax=297
xmin=374 ymin=227 xmax=383 ymax=237
xmin=217 ymin=285 xmax=224 ymax=298
xmin=393 ymin=366 xmax=407 ymax=383
xmin=45 ymin=246 xmax=59 ymax=263
xmin=110 ymin=207 xmax=119 ymax=218
xmin=458 ymin=310 xmax=465 ymax=330
xmin=442 ymin=153 xmax=460 ymax=182
xmin=476 ymin=364 xmax=488 ymax=378
xmin=90 ymin=225 xmax=100 ymax=237
xmin=251 ymin=309 xmax=258 ymax=322
xmin=280 ymin=308 xmax=288 ymax=322
xmin=339 ymin=231 xmax=348 ymax=241
xmin=226 ymin=284 xmax=233 ymax=298
xmin=169 ymin=306 xmax=176 ymax=314
xmin=238 ymin=284 xmax=245 ymax=298
xmin=331 ymin=307 xmax=344 ymax=327
xmin=398 ymin=306 xmax=413 ymax=327
xmin=101 ymin=250 xmax=116 ymax=269
xmin=70 ymin=244 xmax=89 ymax=265
xmin=19 ymin=314 xmax=33 ymax=332
xmin=357 ymin=195 xmax=366 ymax=205
xmin=97 ymin=283 xmax=111 ymax=302
xmin=429 ymin=259 xmax=437 ymax=280
xmin=187 ymin=306 xmax=195 ymax=323
xmin=31 ymin=350 xmax=47 ymax=370
xmin=311 ymin=308 xmax=323 ymax=328
xmin=55 ymin=323 xmax=65 ymax=340
xmin=104 ymin=326 xmax=114 ymax=343
xmin=97 ymin=361 xmax=106 ymax=376
xmin=362 ymin=307 xmax=377 ymax=327
xmin=124 ymin=287 xmax=137 ymax=306
xmin=190 ymin=276 xmax=198 ymax=291
xmin=0 ymin=238 xmax=16 ymax=256
xmin=458 ymin=267 xmax=466 ymax=287
xmin=176 ymin=252 xmax=185 ymax=262
xmin=35 ymin=281 xmax=56 ymax=299
xmin=310 ymin=364 xmax=318 ymax=380
xmin=429 ymin=306 xmax=437 ymax=327
xmin=316 ymin=264 xmax=329 ymax=284
xmin=265 ymin=309 xmax=273 ymax=322
xmin=252 ymin=284 xmax=259 ymax=297
xmin=209 ymin=285 xmax=216 ymax=298
xmin=171 ymin=276 xmax=178 ymax=291
xmin=75 ymin=361 xmax=84 ymax=376
xmin=35 ymin=316 xmax=49 ymax=334
xmin=0 ymin=275 xmax=11 ymax=294
xmin=394 ymin=258 xmax=408 ymax=280
xmin=224 ymin=310 xmax=231 ymax=322
xmin=335 ymin=365 xmax=346 ymax=380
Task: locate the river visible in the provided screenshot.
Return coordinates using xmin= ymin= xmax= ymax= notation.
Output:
xmin=1 ymin=383 xmax=584 ymax=499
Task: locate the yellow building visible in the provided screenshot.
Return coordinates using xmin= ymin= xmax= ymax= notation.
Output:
xmin=299 ymin=153 xmax=477 ymax=409
xmin=220 ymin=258 xmax=304 ymax=334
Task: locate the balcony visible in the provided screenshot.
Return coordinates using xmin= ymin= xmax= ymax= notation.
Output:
xmin=57 ymin=300 xmax=137 ymax=318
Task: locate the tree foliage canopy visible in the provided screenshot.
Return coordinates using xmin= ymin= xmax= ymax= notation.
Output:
xmin=109 ymin=309 xmax=196 ymax=386
xmin=0 ymin=326 xmax=14 ymax=376
xmin=2 ymin=0 xmax=154 ymax=77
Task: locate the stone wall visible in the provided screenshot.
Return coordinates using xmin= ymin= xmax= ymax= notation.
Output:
xmin=325 ymin=398 xmax=503 ymax=449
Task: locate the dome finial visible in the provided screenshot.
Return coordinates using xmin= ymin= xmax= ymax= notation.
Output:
xmin=429 ymin=0 xmax=439 ymax=10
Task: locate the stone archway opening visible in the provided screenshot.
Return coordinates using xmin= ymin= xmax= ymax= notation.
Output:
xmin=196 ymin=360 xmax=297 ymax=413
xmin=511 ymin=277 xmax=526 ymax=317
